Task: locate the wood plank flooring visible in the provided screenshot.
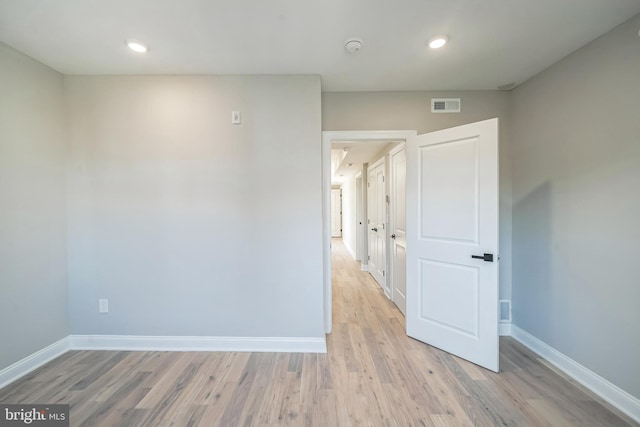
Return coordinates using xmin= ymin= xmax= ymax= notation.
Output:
xmin=0 ymin=239 xmax=636 ymax=426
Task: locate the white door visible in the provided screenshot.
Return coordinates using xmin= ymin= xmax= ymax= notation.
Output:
xmin=367 ymin=160 xmax=386 ymax=290
xmin=406 ymin=118 xmax=499 ymax=372
xmin=389 ymin=146 xmax=407 ymax=315
xmin=331 ymin=188 xmax=342 ymax=238
xmin=355 ymin=175 xmax=364 ymax=262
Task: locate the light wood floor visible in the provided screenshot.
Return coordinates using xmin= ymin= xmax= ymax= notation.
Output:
xmin=1 ymin=239 xmax=636 ymax=426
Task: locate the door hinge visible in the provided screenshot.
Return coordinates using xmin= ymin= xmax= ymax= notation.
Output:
xmin=368 ymin=256 xmax=370 ymax=260
xmin=383 ymin=270 xmax=385 ymax=276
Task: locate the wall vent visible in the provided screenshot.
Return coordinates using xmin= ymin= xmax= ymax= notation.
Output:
xmin=431 ymin=98 xmax=461 ymax=113
xmin=499 ymin=300 xmax=512 ymax=322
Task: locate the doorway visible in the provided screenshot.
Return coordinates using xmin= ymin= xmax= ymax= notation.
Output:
xmin=322 ymin=131 xmax=417 ymax=334
xmin=323 ymin=119 xmax=500 ymax=372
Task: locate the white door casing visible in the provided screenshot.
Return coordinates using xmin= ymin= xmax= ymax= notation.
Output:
xmin=406 ymin=118 xmax=499 ymax=372
xmin=389 ymin=145 xmax=407 ymax=315
xmin=331 ymin=188 xmax=342 ymax=238
xmin=367 ymin=159 xmax=386 ymax=291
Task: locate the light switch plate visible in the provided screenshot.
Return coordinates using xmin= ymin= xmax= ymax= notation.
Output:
xmin=232 ymin=111 xmax=241 ymax=124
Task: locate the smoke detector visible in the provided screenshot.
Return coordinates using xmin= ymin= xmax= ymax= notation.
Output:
xmin=345 ymin=39 xmax=363 ymax=54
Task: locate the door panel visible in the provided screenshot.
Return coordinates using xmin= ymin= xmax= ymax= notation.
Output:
xmin=390 ymin=147 xmax=407 ymax=315
xmin=407 ymin=118 xmax=499 ymax=372
xmin=331 ymin=188 xmax=342 ymax=237
xmin=367 ymin=161 xmax=386 ymax=289
xmin=420 ymin=138 xmax=478 ymax=242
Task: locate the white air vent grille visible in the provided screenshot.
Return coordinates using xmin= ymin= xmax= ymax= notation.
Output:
xmin=431 ymin=98 xmax=461 ymax=113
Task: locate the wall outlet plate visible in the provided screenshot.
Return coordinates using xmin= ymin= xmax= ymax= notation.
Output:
xmin=99 ymin=299 xmax=109 ymax=313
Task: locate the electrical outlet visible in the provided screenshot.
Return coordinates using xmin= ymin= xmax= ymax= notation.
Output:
xmin=99 ymin=299 xmax=109 ymax=313
xmin=232 ymin=111 xmax=241 ymax=124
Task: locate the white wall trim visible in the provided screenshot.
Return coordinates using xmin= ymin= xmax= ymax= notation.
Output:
xmin=0 ymin=334 xmax=326 ymax=390
xmin=322 ymin=130 xmax=418 ymax=334
xmin=361 ymin=264 xmax=369 ymax=272
xmin=511 ymin=325 xmax=640 ymax=423
xmin=69 ymin=335 xmax=327 ymax=353
xmin=344 ymin=240 xmax=357 ymax=260
xmin=498 ymin=322 xmax=512 ymax=336
xmin=0 ymin=337 xmax=70 ymax=389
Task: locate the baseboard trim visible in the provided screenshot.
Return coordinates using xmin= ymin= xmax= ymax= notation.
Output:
xmin=69 ymin=335 xmax=327 ymax=354
xmin=499 ymin=322 xmax=512 ymax=336
xmin=511 ymin=325 xmax=640 ymax=423
xmin=344 ymin=242 xmax=356 ymax=260
xmin=0 ymin=337 xmax=70 ymax=389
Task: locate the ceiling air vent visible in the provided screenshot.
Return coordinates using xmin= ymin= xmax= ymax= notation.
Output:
xmin=431 ymin=98 xmax=461 ymax=113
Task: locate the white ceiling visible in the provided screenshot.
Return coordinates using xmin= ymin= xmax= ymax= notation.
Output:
xmin=331 ymin=141 xmax=396 ymax=185
xmin=1 ymin=0 xmax=639 ymax=91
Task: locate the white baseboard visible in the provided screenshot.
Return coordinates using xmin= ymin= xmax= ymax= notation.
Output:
xmin=0 ymin=336 xmax=70 ymax=389
xmin=511 ymin=325 xmax=640 ymax=423
xmin=344 ymin=242 xmax=356 ymax=260
xmin=499 ymin=322 xmax=512 ymax=336
xmin=0 ymin=334 xmax=326 ymax=390
xmin=69 ymin=335 xmax=327 ymax=354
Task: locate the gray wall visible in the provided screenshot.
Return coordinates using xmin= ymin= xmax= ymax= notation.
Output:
xmin=511 ymin=14 xmax=640 ymax=398
xmin=0 ymin=43 xmax=69 ymax=369
xmin=65 ymin=75 xmax=324 ymax=338
xmin=323 ymin=91 xmax=513 ymax=300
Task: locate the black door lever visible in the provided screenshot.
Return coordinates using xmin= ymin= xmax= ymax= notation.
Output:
xmin=471 ymin=253 xmax=494 ymax=262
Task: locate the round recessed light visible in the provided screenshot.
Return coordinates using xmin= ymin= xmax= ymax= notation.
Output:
xmin=345 ymin=38 xmax=363 ymax=54
xmin=126 ymin=40 xmax=149 ymax=53
xmin=428 ymin=36 xmax=448 ymax=49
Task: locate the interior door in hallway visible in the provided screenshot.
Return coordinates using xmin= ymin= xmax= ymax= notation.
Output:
xmin=406 ymin=118 xmax=499 ymax=372
xmin=389 ymin=145 xmax=407 ymax=315
xmin=331 ymin=188 xmax=342 ymax=238
xmin=367 ymin=159 xmax=386 ymax=292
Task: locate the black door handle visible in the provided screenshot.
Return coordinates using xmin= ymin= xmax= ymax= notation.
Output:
xmin=471 ymin=253 xmax=494 ymax=262
xmin=371 ymin=228 xmax=378 ymax=232
xmin=391 ymin=234 xmax=396 ymax=239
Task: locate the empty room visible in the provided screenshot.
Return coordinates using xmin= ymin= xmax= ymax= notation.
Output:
xmin=1 ymin=1 xmax=639 ymax=426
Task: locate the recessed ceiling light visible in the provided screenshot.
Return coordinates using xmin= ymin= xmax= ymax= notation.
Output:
xmin=428 ymin=36 xmax=448 ymax=49
xmin=126 ymin=40 xmax=149 ymax=53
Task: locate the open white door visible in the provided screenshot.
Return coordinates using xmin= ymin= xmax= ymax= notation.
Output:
xmin=406 ymin=118 xmax=499 ymax=372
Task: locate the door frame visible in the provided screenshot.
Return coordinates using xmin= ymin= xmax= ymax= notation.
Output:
xmin=322 ymin=130 xmax=417 ymax=333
